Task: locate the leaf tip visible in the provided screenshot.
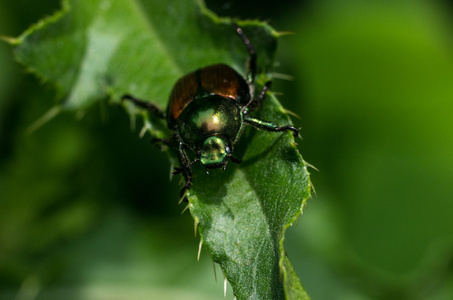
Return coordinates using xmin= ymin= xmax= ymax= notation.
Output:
xmin=181 ymin=204 xmax=190 ymax=215
xmin=282 ymin=107 xmax=301 ymax=119
xmin=304 ymin=160 xmax=319 ymax=173
xmin=276 ymin=31 xmax=297 ymax=37
xmin=271 ymin=72 xmax=295 ymax=81
xmin=309 ymin=181 xmax=317 ymax=198
xmin=26 ymin=105 xmax=62 ymax=134
xmin=224 ymin=277 xmax=228 ymax=298
xmin=194 ymin=218 xmax=199 ymax=237
xmin=0 ymin=35 xmax=19 ymax=45
xmin=197 ymin=239 xmax=203 ymax=261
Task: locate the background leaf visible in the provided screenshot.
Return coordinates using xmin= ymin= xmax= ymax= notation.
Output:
xmin=7 ymin=0 xmax=311 ymax=299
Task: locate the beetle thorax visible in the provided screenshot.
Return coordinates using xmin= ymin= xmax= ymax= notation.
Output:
xmin=177 ymin=95 xmax=243 ymax=152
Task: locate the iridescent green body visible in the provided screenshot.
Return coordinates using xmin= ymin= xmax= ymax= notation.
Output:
xmin=176 ymin=94 xmax=243 ymax=167
xmin=167 ymin=64 xmax=249 ymax=128
xmin=121 ymin=23 xmax=299 ymax=198
xmin=169 ymin=66 xmax=246 ymax=168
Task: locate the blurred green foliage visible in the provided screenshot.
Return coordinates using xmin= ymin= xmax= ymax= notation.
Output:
xmin=1 ymin=0 xmax=453 ymax=299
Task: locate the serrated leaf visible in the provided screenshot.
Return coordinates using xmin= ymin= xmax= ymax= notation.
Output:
xmin=282 ymin=255 xmax=311 ymax=300
xmin=10 ymin=0 xmax=311 ymax=299
xmin=189 ymin=92 xmax=311 ymax=299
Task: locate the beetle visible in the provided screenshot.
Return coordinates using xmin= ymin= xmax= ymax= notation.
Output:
xmin=122 ymin=23 xmax=298 ymax=199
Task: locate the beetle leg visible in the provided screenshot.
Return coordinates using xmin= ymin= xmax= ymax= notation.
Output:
xmin=244 ymin=116 xmax=299 ymax=138
xmin=229 ymin=156 xmax=241 ymax=164
xmin=180 ymin=182 xmax=191 ymax=201
xmin=233 ymin=22 xmax=257 ymax=84
xmin=151 ymin=137 xmax=174 ymax=147
xmin=244 ymin=81 xmax=272 ymax=112
xmin=122 ymin=94 xmax=166 ymax=119
xmin=174 ymin=142 xmax=196 ymax=199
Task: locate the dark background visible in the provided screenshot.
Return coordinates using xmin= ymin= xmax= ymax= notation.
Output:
xmin=1 ymin=0 xmax=453 ymax=299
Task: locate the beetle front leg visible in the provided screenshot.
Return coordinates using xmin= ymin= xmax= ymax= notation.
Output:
xmin=173 ymin=142 xmax=196 ymax=200
xmin=122 ymin=94 xmax=166 ymax=119
xmin=244 ymin=116 xmax=299 ymax=138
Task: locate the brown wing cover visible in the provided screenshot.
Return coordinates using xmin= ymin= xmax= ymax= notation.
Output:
xmin=199 ymin=64 xmax=250 ymax=104
xmin=166 ymin=71 xmax=198 ymax=127
xmin=167 ymin=64 xmax=250 ymax=127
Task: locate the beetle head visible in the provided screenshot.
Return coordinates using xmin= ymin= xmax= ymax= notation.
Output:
xmin=199 ymin=135 xmax=232 ymax=169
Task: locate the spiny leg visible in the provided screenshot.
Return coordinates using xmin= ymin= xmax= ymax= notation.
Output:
xmin=150 ymin=136 xmax=175 ymax=152
xmin=244 ymin=81 xmax=272 ymax=112
xmin=150 ymin=132 xmax=177 ymax=148
xmin=244 ymin=116 xmax=299 ymax=138
xmin=122 ymin=94 xmax=172 ymax=150
xmin=172 ymin=142 xmax=195 ymax=200
xmin=122 ymin=94 xmax=166 ymax=119
xmin=229 ymin=156 xmax=241 ymax=164
xmin=233 ymin=22 xmax=257 ymax=84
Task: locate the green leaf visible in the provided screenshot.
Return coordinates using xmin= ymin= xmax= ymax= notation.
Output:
xmin=10 ymin=0 xmax=311 ymax=298
xmin=281 ymin=255 xmax=311 ymax=300
xmin=190 ymin=93 xmax=311 ymax=299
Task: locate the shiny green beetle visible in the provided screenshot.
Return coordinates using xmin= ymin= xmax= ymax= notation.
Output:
xmin=123 ymin=23 xmax=298 ymax=198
